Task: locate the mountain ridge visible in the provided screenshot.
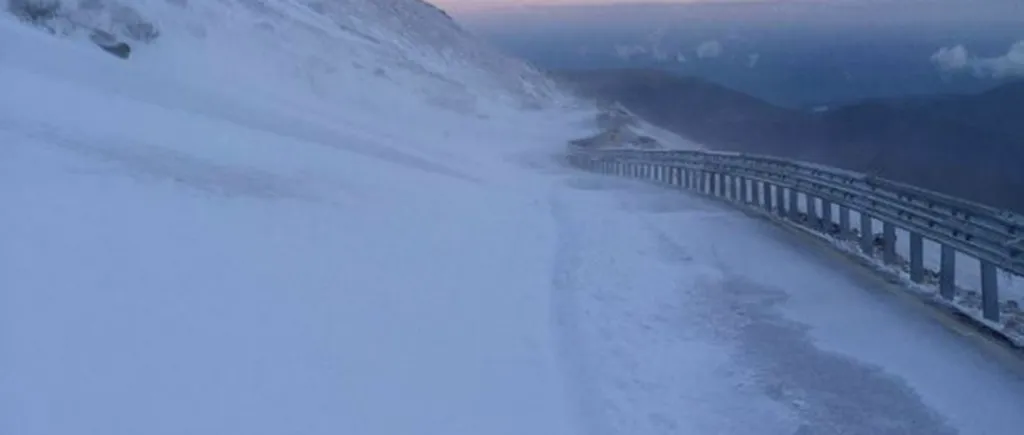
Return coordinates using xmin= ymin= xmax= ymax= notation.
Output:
xmin=553 ymin=68 xmax=1024 ymax=212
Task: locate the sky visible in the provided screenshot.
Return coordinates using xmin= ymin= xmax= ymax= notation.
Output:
xmin=436 ymin=0 xmax=1024 ymax=23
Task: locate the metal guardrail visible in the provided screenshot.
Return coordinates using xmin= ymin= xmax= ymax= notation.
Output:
xmin=567 ymin=146 xmax=1024 ymax=330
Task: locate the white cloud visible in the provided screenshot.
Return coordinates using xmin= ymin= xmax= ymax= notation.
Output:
xmin=696 ymin=40 xmax=723 ymax=59
xmin=975 ymin=41 xmax=1024 ymax=78
xmin=748 ymin=53 xmax=760 ymax=68
xmin=931 ymin=45 xmax=969 ymax=71
xmin=614 ymin=44 xmax=647 ymax=59
xmin=931 ymin=41 xmax=1024 ymax=78
xmin=612 ymin=42 xmax=687 ymax=64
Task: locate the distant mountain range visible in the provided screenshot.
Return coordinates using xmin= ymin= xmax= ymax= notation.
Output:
xmin=554 ymin=69 xmax=1024 ymax=212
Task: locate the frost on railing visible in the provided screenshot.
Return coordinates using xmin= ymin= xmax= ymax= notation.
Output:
xmin=566 ymin=148 xmax=1024 ymax=347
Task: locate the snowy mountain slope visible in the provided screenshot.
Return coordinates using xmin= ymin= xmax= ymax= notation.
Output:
xmin=0 ymin=2 xmax=596 ymax=434
xmin=7 ymin=0 xmax=559 ymax=116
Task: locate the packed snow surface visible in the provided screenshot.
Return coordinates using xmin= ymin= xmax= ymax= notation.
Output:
xmin=4 ymin=2 xmax=1024 ymax=435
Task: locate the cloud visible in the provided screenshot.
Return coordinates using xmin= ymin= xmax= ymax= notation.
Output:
xmin=931 ymin=45 xmax=969 ymax=71
xmin=931 ymin=41 xmax=1024 ymax=78
xmin=614 ymin=44 xmax=648 ymax=59
xmin=976 ymin=41 xmax=1024 ymax=78
xmin=612 ymin=43 xmax=687 ymax=64
xmin=747 ymin=53 xmax=760 ymax=68
xmin=695 ymin=40 xmax=723 ymax=59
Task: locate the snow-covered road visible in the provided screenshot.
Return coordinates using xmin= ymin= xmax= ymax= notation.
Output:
xmin=6 ymin=115 xmax=1024 ymax=435
xmin=546 ymin=169 xmax=1024 ymax=435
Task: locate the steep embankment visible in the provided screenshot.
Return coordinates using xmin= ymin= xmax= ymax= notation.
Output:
xmin=0 ymin=1 xmax=596 ymax=434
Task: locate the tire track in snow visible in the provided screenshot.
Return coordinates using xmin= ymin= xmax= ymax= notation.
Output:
xmin=546 ymin=173 xmax=799 ymax=434
xmin=548 ymin=187 xmax=614 ymax=435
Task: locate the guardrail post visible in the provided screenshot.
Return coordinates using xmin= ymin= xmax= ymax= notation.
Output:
xmin=839 ymin=206 xmax=851 ymax=238
xmin=981 ymin=262 xmax=1000 ymax=322
xmin=738 ymin=177 xmax=748 ymax=204
xmin=860 ymin=212 xmax=874 ymax=255
xmin=755 ymin=182 xmax=765 ymax=208
xmin=882 ymin=222 xmax=898 ymax=265
xmin=940 ymin=245 xmax=956 ymax=300
xmin=821 ymin=199 xmax=833 ymax=232
xmin=909 ymin=232 xmax=924 ymax=283
xmin=774 ymin=184 xmax=785 ymax=217
xmin=788 ymin=188 xmax=801 ymax=221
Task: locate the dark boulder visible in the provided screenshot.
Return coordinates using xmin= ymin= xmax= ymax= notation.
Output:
xmin=90 ymin=30 xmax=131 ymax=59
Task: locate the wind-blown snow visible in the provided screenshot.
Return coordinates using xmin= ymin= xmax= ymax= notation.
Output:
xmin=4 ymin=2 xmax=1024 ymax=435
xmin=1 ymin=4 xmax=587 ymax=433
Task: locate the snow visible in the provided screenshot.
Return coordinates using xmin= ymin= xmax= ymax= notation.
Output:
xmin=4 ymin=2 xmax=1024 ymax=435
xmin=556 ymin=174 xmax=1024 ymax=434
xmin=1 ymin=5 xmax=587 ymax=433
